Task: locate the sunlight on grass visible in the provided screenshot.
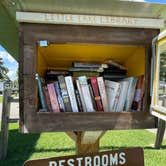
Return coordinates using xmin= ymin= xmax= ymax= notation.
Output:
xmin=0 ymin=123 xmax=165 ymax=166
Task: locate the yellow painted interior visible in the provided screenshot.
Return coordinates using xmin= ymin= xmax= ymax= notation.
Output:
xmin=37 ymin=43 xmax=145 ymax=77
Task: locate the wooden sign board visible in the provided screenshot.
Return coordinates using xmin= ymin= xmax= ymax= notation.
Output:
xmin=23 ymin=148 xmax=144 ymax=166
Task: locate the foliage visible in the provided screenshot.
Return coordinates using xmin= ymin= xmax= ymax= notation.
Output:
xmin=0 ymin=123 xmax=165 ymax=166
xmin=0 ymin=57 xmax=9 ymax=81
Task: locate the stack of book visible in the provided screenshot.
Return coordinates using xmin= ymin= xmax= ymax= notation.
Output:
xmin=36 ymin=61 xmax=145 ymax=113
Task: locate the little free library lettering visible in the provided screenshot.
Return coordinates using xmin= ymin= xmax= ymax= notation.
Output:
xmin=16 ymin=0 xmax=166 ymax=155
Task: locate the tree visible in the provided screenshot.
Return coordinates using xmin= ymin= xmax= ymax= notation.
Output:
xmin=0 ymin=57 xmax=9 ymax=81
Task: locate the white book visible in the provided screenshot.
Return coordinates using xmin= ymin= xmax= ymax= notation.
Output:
xmin=97 ymin=77 xmax=109 ymax=112
xmin=105 ymin=80 xmax=121 ymax=112
xmin=65 ymin=76 xmax=79 ymax=112
xmin=116 ymin=81 xmax=129 ymax=112
xmin=123 ymin=77 xmax=138 ymax=111
xmin=76 ymin=80 xmax=87 ymax=112
xmin=78 ymin=76 xmax=95 ymax=112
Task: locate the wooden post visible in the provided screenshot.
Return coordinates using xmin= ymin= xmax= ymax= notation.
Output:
xmin=155 ymin=119 xmax=166 ymax=149
xmin=66 ymin=131 xmax=106 ymax=155
xmin=0 ymin=90 xmax=11 ymax=160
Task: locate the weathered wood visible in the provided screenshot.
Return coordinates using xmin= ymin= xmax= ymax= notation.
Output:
xmin=155 ymin=119 xmax=166 ymax=149
xmin=22 ymin=112 xmax=155 ymax=133
xmin=19 ymin=23 xmax=159 ymax=133
xmin=143 ymin=45 xmax=152 ymax=114
xmin=0 ymin=90 xmax=11 ymax=160
xmin=66 ymin=132 xmax=78 ymax=141
xmin=21 ymin=23 xmax=159 ymax=46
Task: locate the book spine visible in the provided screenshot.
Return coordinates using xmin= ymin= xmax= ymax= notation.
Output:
xmin=76 ymin=80 xmax=87 ymax=112
xmin=97 ymin=77 xmax=109 ymax=112
xmin=75 ymin=89 xmax=83 ymax=112
xmin=73 ymin=62 xmax=102 ymax=68
xmin=58 ymin=75 xmax=72 ymax=112
xmin=112 ymin=84 xmax=121 ymax=111
xmin=65 ymin=76 xmax=79 ymax=112
xmin=35 ymin=74 xmax=47 ymax=111
xmin=47 ymin=83 xmax=60 ymax=112
xmin=54 ymin=82 xmax=65 ymax=112
xmin=90 ymin=77 xmax=103 ymax=112
xmin=69 ymin=67 xmax=103 ymax=72
xmin=78 ymin=76 xmax=95 ymax=112
xmin=43 ymin=86 xmax=52 ymax=112
xmin=116 ymin=81 xmax=129 ymax=112
xmin=124 ymin=77 xmax=138 ymax=111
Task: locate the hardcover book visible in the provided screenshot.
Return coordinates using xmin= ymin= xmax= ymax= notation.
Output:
xmin=123 ymin=77 xmax=138 ymax=111
xmin=35 ymin=74 xmax=47 ymax=111
xmin=73 ymin=62 xmax=108 ymax=68
xmin=76 ymin=80 xmax=87 ymax=112
xmin=97 ymin=77 xmax=109 ymax=112
xmin=116 ymin=81 xmax=129 ymax=112
xmin=65 ymin=76 xmax=79 ymax=112
xmin=47 ymin=83 xmax=60 ymax=113
xmin=90 ymin=77 xmax=103 ymax=112
xmin=43 ymin=86 xmax=52 ymax=112
xmin=78 ymin=76 xmax=95 ymax=112
xmin=58 ymin=75 xmax=72 ymax=112
xmin=54 ymin=81 xmax=65 ymax=112
xmin=105 ymin=80 xmax=121 ymax=112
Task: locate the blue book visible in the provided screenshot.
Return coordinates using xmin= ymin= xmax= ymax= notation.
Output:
xmin=54 ymin=81 xmax=65 ymax=112
xmin=35 ymin=74 xmax=47 ymax=111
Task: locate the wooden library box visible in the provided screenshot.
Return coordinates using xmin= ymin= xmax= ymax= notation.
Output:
xmin=19 ymin=23 xmax=159 ymax=133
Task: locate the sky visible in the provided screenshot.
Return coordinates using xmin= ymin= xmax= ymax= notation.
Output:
xmin=0 ymin=0 xmax=165 ymax=81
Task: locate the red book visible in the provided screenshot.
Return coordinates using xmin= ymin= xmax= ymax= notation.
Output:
xmin=47 ymin=83 xmax=60 ymax=113
xmin=90 ymin=77 xmax=103 ymax=112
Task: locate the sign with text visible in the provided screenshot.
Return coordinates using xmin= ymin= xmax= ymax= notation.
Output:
xmin=16 ymin=12 xmax=164 ymax=29
xmin=23 ymin=148 xmax=144 ymax=166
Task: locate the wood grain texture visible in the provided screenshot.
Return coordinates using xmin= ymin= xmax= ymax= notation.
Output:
xmin=22 ymin=112 xmax=155 ymax=133
xmin=0 ymin=90 xmax=10 ymax=159
xmin=19 ymin=23 xmax=159 ymax=133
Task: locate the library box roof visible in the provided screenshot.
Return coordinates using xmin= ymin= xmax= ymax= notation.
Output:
xmin=1 ymin=0 xmax=166 ymax=61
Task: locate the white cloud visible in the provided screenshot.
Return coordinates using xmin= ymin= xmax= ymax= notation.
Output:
xmin=0 ymin=51 xmax=16 ymax=63
xmin=7 ymin=70 xmax=17 ymax=81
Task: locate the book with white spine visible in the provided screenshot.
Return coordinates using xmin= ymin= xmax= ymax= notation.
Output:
xmin=105 ymin=80 xmax=121 ymax=112
xmin=116 ymin=81 xmax=129 ymax=112
xmin=97 ymin=77 xmax=109 ymax=112
xmin=76 ymin=80 xmax=87 ymax=112
xmin=65 ymin=76 xmax=79 ymax=112
xmin=78 ymin=76 xmax=95 ymax=112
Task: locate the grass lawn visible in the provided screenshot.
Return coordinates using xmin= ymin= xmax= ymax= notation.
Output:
xmin=0 ymin=96 xmax=3 ymax=103
xmin=0 ymin=123 xmax=166 ymax=166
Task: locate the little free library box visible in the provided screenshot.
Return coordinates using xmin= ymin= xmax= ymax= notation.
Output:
xmin=16 ymin=0 xmax=166 ymax=154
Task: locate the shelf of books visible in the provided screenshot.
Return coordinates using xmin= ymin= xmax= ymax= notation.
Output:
xmin=19 ymin=24 xmax=158 ymax=133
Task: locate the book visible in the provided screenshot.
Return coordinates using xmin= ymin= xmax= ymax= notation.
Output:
xmin=73 ymin=62 xmax=108 ymax=68
xmin=72 ymin=71 xmax=100 ymax=78
xmin=105 ymin=80 xmax=121 ymax=112
xmin=104 ymin=59 xmax=126 ymax=70
xmin=54 ymin=81 xmax=65 ymax=112
xmin=43 ymin=86 xmax=52 ymax=112
xmin=58 ymin=75 xmax=72 ymax=112
xmin=116 ymin=81 xmax=129 ymax=112
xmin=131 ymin=75 xmax=145 ymax=111
xmin=75 ymin=89 xmax=83 ymax=112
xmin=123 ymin=77 xmax=138 ymax=111
xmin=69 ymin=67 xmax=104 ymax=72
xmin=90 ymin=77 xmax=103 ymax=112
xmin=65 ymin=76 xmax=79 ymax=112
xmin=97 ymin=77 xmax=109 ymax=112
xmin=78 ymin=76 xmax=95 ymax=112
xmin=88 ymin=84 xmax=98 ymax=111
xmin=35 ymin=74 xmax=47 ymax=111
xmin=47 ymin=83 xmax=60 ymax=112
xmin=76 ymin=80 xmax=87 ymax=112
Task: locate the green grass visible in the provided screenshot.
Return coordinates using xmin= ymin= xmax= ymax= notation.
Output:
xmin=0 ymin=123 xmax=166 ymax=166
xmin=0 ymin=96 xmax=3 ymax=103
